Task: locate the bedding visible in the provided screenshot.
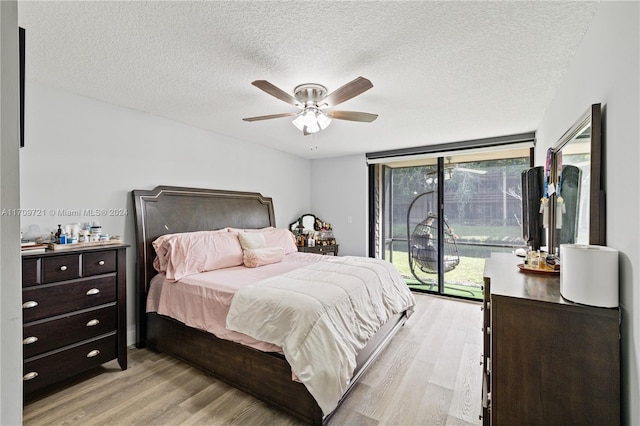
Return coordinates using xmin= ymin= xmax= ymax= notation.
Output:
xmin=226 ymin=255 xmax=416 ymax=415
xmin=147 ymin=252 xmax=324 ymax=352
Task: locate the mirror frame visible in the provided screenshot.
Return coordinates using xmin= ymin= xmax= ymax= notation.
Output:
xmin=290 ymin=213 xmax=319 ymax=234
xmin=550 ymin=103 xmax=604 ymax=251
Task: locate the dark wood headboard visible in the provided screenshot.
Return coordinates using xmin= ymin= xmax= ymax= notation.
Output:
xmin=131 ymin=185 xmax=276 ymax=346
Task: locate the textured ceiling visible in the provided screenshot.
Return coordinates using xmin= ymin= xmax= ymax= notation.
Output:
xmin=18 ymin=1 xmax=599 ymax=159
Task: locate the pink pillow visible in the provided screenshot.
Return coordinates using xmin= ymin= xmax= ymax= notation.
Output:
xmin=152 ymin=230 xmax=242 ymax=280
xmin=153 ymin=228 xmax=228 ymax=273
xmin=261 ymin=228 xmax=298 ymax=254
xmin=226 ymin=227 xmax=297 ymax=254
xmin=243 ymin=247 xmax=285 ymax=268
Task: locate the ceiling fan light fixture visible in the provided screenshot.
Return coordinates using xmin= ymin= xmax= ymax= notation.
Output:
xmin=245 ymin=77 xmax=375 ymax=135
xmin=292 ymin=107 xmax=331 ymax=134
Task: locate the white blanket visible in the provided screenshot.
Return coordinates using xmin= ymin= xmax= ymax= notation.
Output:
xmin=225 ymin=256 xmax=416 ymax=415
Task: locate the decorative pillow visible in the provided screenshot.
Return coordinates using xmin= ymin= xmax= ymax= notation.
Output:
xmin=243 ymin=247 xmax=285 ymax=268
xmin=238 ymin=232 xmax=267 ymax=250
xmin=152 ymin=230 xmax=242 ymax=280
xmin=261 ymin=228 xmax=298 ymax=254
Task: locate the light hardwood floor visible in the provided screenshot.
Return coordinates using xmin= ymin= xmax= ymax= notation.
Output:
xmin=23 ymin=293 xmax=483 ymax=426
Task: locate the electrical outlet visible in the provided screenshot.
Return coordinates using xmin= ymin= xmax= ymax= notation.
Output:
xmin=347 ymin=216 xmax=353 ymax=224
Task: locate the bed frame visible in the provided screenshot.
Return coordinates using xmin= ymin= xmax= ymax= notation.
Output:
xmin=132 ymin=185 xmax=408 ymax=424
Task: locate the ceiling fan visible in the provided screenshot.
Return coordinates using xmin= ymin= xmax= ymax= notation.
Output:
xmin=242 ymin=76 xmax=378 ymax=135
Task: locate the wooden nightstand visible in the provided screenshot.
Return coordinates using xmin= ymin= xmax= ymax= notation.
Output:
xmin=298 ymin=244 xmax=339 ymax=256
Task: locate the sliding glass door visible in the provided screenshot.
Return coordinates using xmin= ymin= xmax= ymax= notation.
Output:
xmin=376 ymin=147 xmax=531 ymax=300
xmin=440 ymin=153 xmax=529 ymax=298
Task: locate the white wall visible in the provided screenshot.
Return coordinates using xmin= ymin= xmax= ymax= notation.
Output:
xmin=535 ymin=2 xmax=639 ymax=424
xmin=20 ymin=83 xmax=312 ymax=345
xmin=0 ymin=1 xmax=23 ymax=424
xmin=310 ymin=154 xmax=369 ymax=256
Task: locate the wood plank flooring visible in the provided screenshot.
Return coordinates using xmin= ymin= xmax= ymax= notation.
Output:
xmin=23 ymin=293 xmax=483 ymax=426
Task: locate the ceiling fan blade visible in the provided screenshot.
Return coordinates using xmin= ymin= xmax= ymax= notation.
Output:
xmin=323 ymin=76 xmax=373 ymax=107
xmin=251 ymin=80 xmax=300 ymax=107
xmin=326 ymin=110 xmax=378 ymax=122
xmin=242 ymin=112 xmax=297 ymax=122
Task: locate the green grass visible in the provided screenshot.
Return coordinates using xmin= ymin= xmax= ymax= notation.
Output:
xmin=386 ymin=250 xmax=485 ymax=299
xmin=450 ymin=224 xmax=522 ymax=241
xmin=392 ymin=224 xmax=523 ymax=244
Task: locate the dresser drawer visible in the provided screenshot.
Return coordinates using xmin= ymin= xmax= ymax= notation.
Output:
xmin=298 ymin=245 xmax=339 ymax=255
xmin=22 ymin=257 xmax=40 ymax=287
xmin=83 ymin=250 xmax=117 ymax=276
xmin=22 ymin=276 xmax=117 ymax=323
xmin=42 ymin=254 xmax=81 ymax=283
xmin=316 ymin=246 xmax=337 ymax=255
xmin=23 ymin=333 xmax=117 ymax=394
xmin=23 ymin=305 xmax=117 ymax=359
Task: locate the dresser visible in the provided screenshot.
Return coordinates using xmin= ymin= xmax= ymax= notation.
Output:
xmin=297 ymin=244 xmax=339 ymax=256
xmin=22 ymin=244 xmax=128 ymax=398
xmin=481 ymin=253 xmax=620 ymax=425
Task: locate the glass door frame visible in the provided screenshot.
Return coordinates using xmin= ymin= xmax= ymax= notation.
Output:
xmin=368 ymin=139 xmax=535 ymax=302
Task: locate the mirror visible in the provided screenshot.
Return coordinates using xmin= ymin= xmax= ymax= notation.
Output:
xmin=290 ymin=214 xmax=320 ymax=234
xmin=550 ymin=103 xmax=604 ymax=253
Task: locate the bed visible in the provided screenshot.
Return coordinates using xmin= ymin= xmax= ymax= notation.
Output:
xmin=132 ymin=185 xmax=414 ymax=424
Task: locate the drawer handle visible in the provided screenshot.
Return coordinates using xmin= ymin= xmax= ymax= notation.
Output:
xmin=23 ymin=336 xmax=39 ymax=345
xmin=98 ymin=260 xmax=105 ymax=266
xmin=87 ymin=349 xmax=100 ymax=358
xmin=23 ymin=372 xmax=38 ymax=381
xmin=22 ymin=300 xmax=38 ymax=309
xmin=86 ymin=319 xmax=100 ymax=327
xmin=60 ymin=265 xmax=68 ymax=271
xmin=86 ymin=288 xmax=100 ymax=296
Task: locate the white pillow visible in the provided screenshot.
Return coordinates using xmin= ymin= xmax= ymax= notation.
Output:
xmin=238 ymin=232 xmax=267 ymax=250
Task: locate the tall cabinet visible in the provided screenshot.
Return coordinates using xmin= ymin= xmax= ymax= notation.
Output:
xmin=482 ymin=253 xmax=620 ymax=425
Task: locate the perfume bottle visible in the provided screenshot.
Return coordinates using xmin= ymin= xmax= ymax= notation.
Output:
xmin=54 ymin=224 xmax=62 ymax=244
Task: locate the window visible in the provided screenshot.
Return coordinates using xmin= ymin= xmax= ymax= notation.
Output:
xmin=368 ymin=137 xmax=533 ymax=300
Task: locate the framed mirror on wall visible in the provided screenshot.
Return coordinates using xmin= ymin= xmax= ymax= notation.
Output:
xmin=549 ymin=103 xmax=604 ymax=254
